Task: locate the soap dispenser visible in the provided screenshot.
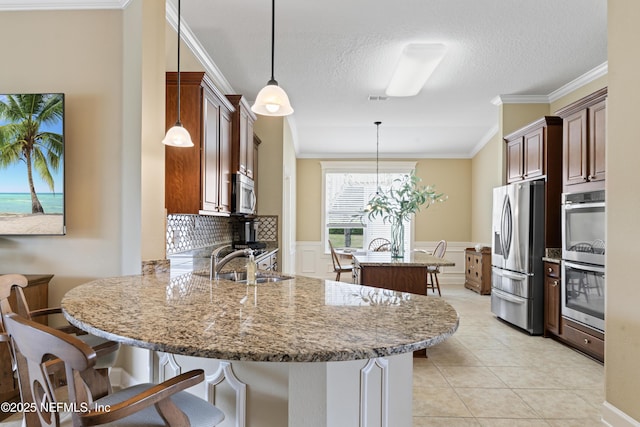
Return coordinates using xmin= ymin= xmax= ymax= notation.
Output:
xmin=246 ymin=252 xmax=257 ymax=285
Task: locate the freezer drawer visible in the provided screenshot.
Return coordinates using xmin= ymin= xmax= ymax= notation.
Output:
xmin=491 ymin=288 xmax=530 ymax=332
xmin=491 ymin=267 xmax=532 ymax=298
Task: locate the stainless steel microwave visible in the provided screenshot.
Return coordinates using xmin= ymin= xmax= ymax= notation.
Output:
xmin=232 ymin=173 xmax=256 ymax=215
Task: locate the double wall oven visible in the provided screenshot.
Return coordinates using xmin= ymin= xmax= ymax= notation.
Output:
xmin=561 ymin=190 xmax=606 ymax=332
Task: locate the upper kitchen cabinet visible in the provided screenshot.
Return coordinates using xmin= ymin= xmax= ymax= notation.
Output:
xmin=503 ymin=116 xmax=564 ymax=248
xmin=226 ymin=95 xmax=257 ymax=179
xmin=165 ymin=72 xmax=235 ymax=215
xmin=556 ymin=87 xmax=607 ymax=192
xmin=504 ymin=116 xmax=563 ymax=184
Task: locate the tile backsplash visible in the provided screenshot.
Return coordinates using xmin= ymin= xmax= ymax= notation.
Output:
xmin=166 ymin=214 xmax=233 ymax=255
xmin=166 ymin=214 xmax=278 ymax=255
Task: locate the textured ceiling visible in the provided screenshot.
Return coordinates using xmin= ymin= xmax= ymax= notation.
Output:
xmin=173 ymin=0 xmax=607 ymax=158
xmin=1 ymin=0 xmax=607 ymax=158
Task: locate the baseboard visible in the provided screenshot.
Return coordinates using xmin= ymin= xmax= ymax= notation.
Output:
xmin=108 ymin=367 xmax=140 ymax=388
xmin=602 ymin=401 xmax=640 ymax=427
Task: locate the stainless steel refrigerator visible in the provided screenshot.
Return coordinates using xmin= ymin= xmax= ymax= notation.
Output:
xmin=491 ymin=180 xmax=545 ymax=335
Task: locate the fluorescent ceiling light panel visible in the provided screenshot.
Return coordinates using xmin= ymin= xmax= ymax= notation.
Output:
xmin=385 ymin=43 xmax=447 ymax=97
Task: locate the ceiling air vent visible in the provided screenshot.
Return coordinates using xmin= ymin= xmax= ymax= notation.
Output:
xmin=368 ymin=95 xmax=388 ymax=101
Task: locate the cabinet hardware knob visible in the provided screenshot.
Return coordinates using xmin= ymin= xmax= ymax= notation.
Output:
xmin=547 ymin=267 xmax=552 ymax=273
xmin=584 ymin=338 xmax=590 ymax=344
xmin=552 ymin=280 xmax=558 ymax=286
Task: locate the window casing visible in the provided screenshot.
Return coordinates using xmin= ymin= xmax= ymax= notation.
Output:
xmin=322 ymin=161 xmax=416 ymax=253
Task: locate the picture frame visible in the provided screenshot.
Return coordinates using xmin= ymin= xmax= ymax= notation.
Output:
xmin=0 ymin=93 xmax=65 ymax=235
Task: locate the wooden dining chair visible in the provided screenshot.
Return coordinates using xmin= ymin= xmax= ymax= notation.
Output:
xmin=4 ymin=312 xmax=225 ymax=427
xmin=427 ymin=240 xmax=447 ymax=296
xmin=368 ymin=238 xmax=391 ymax=252
xmin=328 ymin=240 xmax=354 ymax=282
xmin=0 ymin=274 xmax=120 ymax=388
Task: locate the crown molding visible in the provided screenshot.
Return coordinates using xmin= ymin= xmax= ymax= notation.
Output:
xmin=491 ymin=61 xmax=608 ymax=107
xmin=548 ymin=61 xmax=608 ymax=102
xmin=165 ymin=1 xmax=235 ymax=95
xmin=468 ymin=124 xmax=498 ymax=157
xmin=0 ymin=0 xmax=131 ymax=10
xmin=490 ymin=94 xmax=550 ymax=106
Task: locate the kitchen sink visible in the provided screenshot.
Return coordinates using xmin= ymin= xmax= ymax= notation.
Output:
xmin=214 ymin=271 xmax=293 ymax=283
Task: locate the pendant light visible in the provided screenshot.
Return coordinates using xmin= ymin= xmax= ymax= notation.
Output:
xmin=374 ymin=121 xmax=381 ymax=194
xmin=162 ymin=0 xmax=194 ymax=147
xmin=251 ymin=0 xmax=294 ymax=116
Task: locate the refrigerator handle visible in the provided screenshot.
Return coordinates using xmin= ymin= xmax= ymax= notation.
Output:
xmin=500 ymin=195 xmax=512 ymax=259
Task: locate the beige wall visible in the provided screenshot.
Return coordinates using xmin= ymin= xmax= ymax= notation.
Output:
xmin=254 ymin=117 xmax=284 ymax=217
xmin=605 ymin=0 xmax=640 ymax=421
xmin=0 ymin=3 xmax=167 ymax=381
xmin=550 ymin=76 xmax=608 ymax=114
xmin=471 ymin=133 xmax=503 ymax=245
xmin=296 ymin=158 xmax=472 ymax=243
xmin=501 ymin=103 xmax=551 ymax=136
xmin=0 ymin=10 xmax=129 ymax=304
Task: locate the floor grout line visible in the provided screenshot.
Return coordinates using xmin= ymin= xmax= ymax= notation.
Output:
xmin=413 ymin=283 xmax=604 ymax=426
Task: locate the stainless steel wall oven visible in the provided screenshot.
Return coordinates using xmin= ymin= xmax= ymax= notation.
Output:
xmin=561 ymin=190 xmax=605 ymax=332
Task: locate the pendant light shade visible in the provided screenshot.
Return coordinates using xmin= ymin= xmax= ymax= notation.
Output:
xmin=163 ymin=0 xmax=194 ymax=147
xmin=251 ymin=0 xmax=293 ymax=116
xmin=162 ymin=124 xmax=193 ymax=147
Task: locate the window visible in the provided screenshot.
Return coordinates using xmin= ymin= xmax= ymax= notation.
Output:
xmin=322 ymin=161 xmax=416 ymax=253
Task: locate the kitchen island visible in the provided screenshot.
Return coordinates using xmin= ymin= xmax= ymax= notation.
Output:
xmin=353 ymin=251 xmax=455 ymax=294
xmin=62 ymin=272 xmax=458 ymax=427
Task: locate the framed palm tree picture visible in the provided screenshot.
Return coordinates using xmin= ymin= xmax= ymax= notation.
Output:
xmin=0 ymin=93 xmax=65 ymax=235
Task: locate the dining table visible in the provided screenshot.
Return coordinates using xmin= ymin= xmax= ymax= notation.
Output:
xmin=61 ymin=270 xmax=459 ymax=427
xmin=352 ymin=250 xmax=455 ymax=295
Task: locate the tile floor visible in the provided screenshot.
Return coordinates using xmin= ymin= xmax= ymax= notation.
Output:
xmin=414 ymin=283 xmax=604 ymax=426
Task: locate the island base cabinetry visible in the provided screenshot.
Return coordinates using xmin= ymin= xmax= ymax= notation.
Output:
xmin=356 ymin=263 xmax=428 ymax=295
xmin=153 ymin=352 xmax=413 ymax=427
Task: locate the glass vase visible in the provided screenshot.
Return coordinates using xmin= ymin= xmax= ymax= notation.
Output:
xmin=390 ymin=218 xmax=405 ymax=259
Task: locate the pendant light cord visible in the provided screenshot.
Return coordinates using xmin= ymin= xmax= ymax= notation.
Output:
xmin=176 ymin=0 xmax=182 ymax=126
xmin=269 ymin=0 xmax=277 ymax=84
xmin=375 ymin=121 xmax=381 ymax=194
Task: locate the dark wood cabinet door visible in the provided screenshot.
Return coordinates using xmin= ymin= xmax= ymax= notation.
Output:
xmin=227 ymin=95 xmax=256 ymax=179
xmin=202 ymin=92 xmax=221 ymax=212
xmin=165 ymin=74 xmax=205 ymax=214
xmin=245 ymin=117 xmax=255 ymax=179
xmin=589 ymin=100 xmax=606 ymax=183
xmin=544 ymin=262 xmax=561 ymax=337
xmin=506 ymin=137 xmax=524 ymax=183
xmin=218 ymin=108 xmax=233 ymax=213
xmin=563 ymin=109 xmax=588 ymax=187
xmin=523 ymin=127 xmax=544 ymax=179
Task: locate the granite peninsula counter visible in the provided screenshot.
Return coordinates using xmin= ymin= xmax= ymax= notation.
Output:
xmin=62 ymin=272 xmax=459 ymax=427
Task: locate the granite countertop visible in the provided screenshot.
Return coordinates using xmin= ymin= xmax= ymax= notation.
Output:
xmin=353 ymin=251 xmax=455 ymax=267
xmin=61 ymin=273 xmax=459 ymax=363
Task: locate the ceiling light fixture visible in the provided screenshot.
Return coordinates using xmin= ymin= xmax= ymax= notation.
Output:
xmin=385 ymin=43 xmax=447 ymax=97
xmin=251 ymin=0 xmax=293 ymax=116
xmin=162 ymin=0 xmax=194 ymax=147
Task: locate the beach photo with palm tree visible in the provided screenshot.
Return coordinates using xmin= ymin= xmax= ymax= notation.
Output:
xmin=0 ymin=93 xmax=65 ymax=235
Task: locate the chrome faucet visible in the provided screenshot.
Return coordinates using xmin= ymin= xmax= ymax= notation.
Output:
xmin=210 ymin=246 xmax=254 ymax=280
